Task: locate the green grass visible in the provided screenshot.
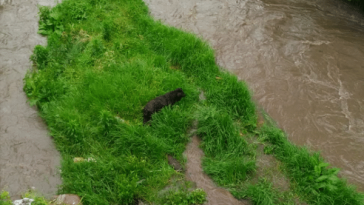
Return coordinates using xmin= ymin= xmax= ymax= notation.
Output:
xmin=0 ymin=191 xmax=11 ymax=205
xmin=258 ymin=125 xmax=364 ymax=204
xmin=23 ymin=0 xmax=364 ymax=204
xmin=196 ymin=106 xmax=255 ymax=186
xmin=232 ymin=179 xmax=281 ymax=205
xmin=160 ymin=188 xmax=206 ymax=205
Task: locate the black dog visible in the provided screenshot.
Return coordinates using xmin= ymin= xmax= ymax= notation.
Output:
xmin=143 ymin=88 xmax=186 ymax=124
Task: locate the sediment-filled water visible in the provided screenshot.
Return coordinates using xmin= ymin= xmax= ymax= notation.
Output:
xmin=144 ymin=0 xmax=364 ymax=191
xmin=0 ymin=0 xmax=61 ymax=199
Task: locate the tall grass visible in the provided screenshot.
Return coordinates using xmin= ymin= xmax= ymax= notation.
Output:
xmin=196 ymin=106 xmax=255 ymax=186
xmin=259 ymin=125 xmax=364 ymax=204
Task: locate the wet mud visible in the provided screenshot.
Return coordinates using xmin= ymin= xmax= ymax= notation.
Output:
xmin=144 ymin=0 xmax=364 ymax=191
xmin=251 ymin=142 xmax=290 ymax=192
xmin=0 ymin=0 xmax=61 ymax=199
xmin=184 ymin=135 xmax=249 ymax=205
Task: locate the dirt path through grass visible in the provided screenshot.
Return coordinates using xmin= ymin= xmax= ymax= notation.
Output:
xmin=185 ymin=135 xmax=249 ymax=205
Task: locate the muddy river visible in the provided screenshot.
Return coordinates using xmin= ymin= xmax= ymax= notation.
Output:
xmin=0 ymin=0 xmax=61 ymax=199
xmin=144 ymin=0 xmax=364 ymax=191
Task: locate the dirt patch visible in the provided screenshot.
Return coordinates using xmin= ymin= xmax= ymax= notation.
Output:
xmin=167 ymin=155 xmax=184 ymax=172
xmin=184 ymin=135 xmax=250 ymax=205
xmin=250 ymin=140 xmax=290 ymax=192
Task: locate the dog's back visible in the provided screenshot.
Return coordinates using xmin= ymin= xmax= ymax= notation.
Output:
xmin=143 ymin=88 xmax=186 ymax=124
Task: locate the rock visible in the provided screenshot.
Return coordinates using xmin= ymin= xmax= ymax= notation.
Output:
xmin=114 ymin=116 xmax=128 ymax=124
xmin=167 ymin=155 xmax=184 ymax=172
xmin=73 ymin=157 xmax=84 ymax=163
xmin=86 ymin=157 xmax=96 ymax=162
xmin=138 ymin=200 xmax=147 ymax=205
xmin=13 ymin=198 xmax=34 ymax=205
xmin=52 ymin=194 xmax=82 ymax=205
xmin=73 ymin=157 xmax=96 ymax=163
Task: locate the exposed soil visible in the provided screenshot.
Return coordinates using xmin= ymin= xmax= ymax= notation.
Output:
xmin=184 ymin=135 xmax=250 ymax=205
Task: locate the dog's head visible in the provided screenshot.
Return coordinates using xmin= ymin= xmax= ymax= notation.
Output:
xmin=176 ymin=88 xmax=186 ymax=98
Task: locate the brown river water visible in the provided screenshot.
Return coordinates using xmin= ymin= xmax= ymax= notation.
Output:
xmin=0 ymin=0 xmax=61 ymax=199
xmin=144 ymin=0 xmax=364 ymax=192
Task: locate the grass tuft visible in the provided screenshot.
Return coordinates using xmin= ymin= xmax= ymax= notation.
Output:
xmin=196 ymin=106 xmax=255 ymax=186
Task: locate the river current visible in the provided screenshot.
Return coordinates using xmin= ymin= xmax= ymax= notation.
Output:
xmin=144 ymin=0 xmax=364 ymax=191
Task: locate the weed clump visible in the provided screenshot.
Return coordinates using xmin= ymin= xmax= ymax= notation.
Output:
xmin=233 ymin=180 xmax=280 ymax=205
xmin=30 ymin=45 xmax=48 ymax=69
xmin=0 ymin=191 xmax=11 ymax=205
xmin=160 ymin=188 xmax=206 ymax=205
xmin=260 ymin=125 xmax=364 ymax=204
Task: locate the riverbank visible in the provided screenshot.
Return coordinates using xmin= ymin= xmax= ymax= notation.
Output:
xmin=21 ymin=0 xmax=364 ymax=204
xmin=145 ymin=0 xmax=364 ymax=192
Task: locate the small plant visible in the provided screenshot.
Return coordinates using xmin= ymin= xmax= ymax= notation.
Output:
xmin=66 ymin=1 xmax=88 ymax=20
xmin=263 ymin=145 xmax=275 ymax=155
xmin=116 ymin=174 xmax=139 ymax=204
xmin=244 ymin=180 xmax=278 ymax=205
xmin=310 ymin=163 xmax=340 ymax=195
xmin=0 ymin=191 xmax=12 ymax=205
xmin=30 ymin=45 xmax=48 ymax=69
xmin=23 ymin=191 xmax=49 ymax=205
xmin=161 ymin=188 xmax=206 ymax=205
xmin=38 ymin=6 xmax=64 ymax=36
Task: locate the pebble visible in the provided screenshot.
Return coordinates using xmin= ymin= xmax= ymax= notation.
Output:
xmin=12 ymin=198 xmax=34 ymax=205
xmin=52 ymin=194 xmax=82 ymax=205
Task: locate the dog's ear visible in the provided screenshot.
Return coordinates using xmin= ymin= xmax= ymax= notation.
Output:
xmin=177 ymin=90 xmax=186 ymax=97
